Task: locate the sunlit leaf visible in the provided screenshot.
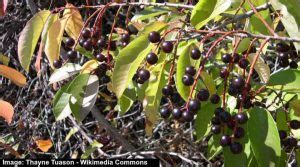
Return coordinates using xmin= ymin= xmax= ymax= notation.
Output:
xmin=0 ymin=100 xmax=14 ymax=125
xmin=81 ymin=60 xmax=99 ymax=74
xmin=268 ymin=69 xmax=300 ymax=92
xmin=247 ymin=53 xmax=270 ymax=83
xmin=0 ymin=65 xmax=27 ymax=87
xmin=18 ymin=10 xmax=51 ymax=72
xmin=63 ymin=3 xmax=83 ymax=40
xmin=49 ymin=63 xmax=81 ymax=84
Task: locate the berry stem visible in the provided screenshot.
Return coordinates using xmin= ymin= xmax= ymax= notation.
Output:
xmin=168 ymin=32 xmax=181 ymax=85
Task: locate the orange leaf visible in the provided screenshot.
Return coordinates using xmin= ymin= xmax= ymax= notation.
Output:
xmin=0 ymin=65 xmax=27 ymax=87
xmin=36 ymin=139 xmax=53 ymax=152
xmin=0 ymin=0 xmax=8 ymax=16
xmin=0 ymin=100 xmax=14 ymax=124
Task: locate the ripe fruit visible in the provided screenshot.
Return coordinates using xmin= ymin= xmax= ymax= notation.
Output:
xmin=231 ymin=77 xmax=245 ymax=90
xmin=214 ymin=107 xmax=225 ymax=116
xmin=211 ymin=125 xmax=221 ymax=134
xmin=276 ymin=43 xmax=290 ymax=52
xmin=210 ymin=94 xmax=220 ymax=104
xmin=219 ymin=111 xmax=231 ymax=123
xmin=220 ymin=135 xmax=231 ymax=147
xmin=82 ymin=28 xmax=91 ymax=39
xmin=222 ymin=54 xmax=232 ymax=63
xmin=278 ymin=53 xmax=288 ymax=60
xmin=278 ymin=130 xmax=287 ymax=140
xmin=182 ymin=111 xmax=194 ymax=122
xmin=109 ymin=41 xmax=117 ymax=51
xmin=234 ymin=127 xmax=245 ymax=139
xmin=238 ymin=58 xmax=249 ymax=69
xmin=65 ymin=38 xmax=75 ymax=48
xmin=146 ymin=53 xmax=158 ymax=65
xmin=286 ymin=137 xmax=297 ymax=147
xmin=220 ymin=67 xmax=229 ymax=79
xmin=128 ymin=24 xmax=138 ymax=35
xmin=211 ymin=116 xmax=221 ymax=125
xmin=191 ymin=48 xmax=201 ymax=60
xmin=233 ymin=53 xmax=241 ymax=64
xmin=188 ymin=99 xmax=201 ymax=112
xmin=106 ymin=54 xmax=113 ymax=63
xmin=97 ymin=38 xmax=106 ymax=48
xmin=182 ymin=74 xmax=194 ymax=86
xmin=53 ymin=59 xmax=62 ymax=69
xmin=235 ymin=113 xmax=248 ymax=124
xmin=185 ymin=66 xmax=196 ymax=76
xmin=79 ymin=39 xmax=85 ymax=46
xmin=162 ymin=85 xmax=174 ymax=96
xmin=160 ymin=107 xmax=171 ymax=118
xmin=138 ymin=69 xmax=150 ymax=81
xmin=289 ymin=61 xmax=298 ymax=69
xmin=230 ymin=142 xmax=243 ymax=154
xmin=172 ymin=108 xmax=182 ymax=119
xmin=289 ymin=120 xmax=300 ymax=130
xmin=197 ymin=89 xmax=210 ymax=101
xmin=148 ymin=31 xmax=161 ymax=43
xmin=83 ymin=40 xmax=93 ymax=51
xmin=279 ymin=59 xmax=289 ymax=68
xmin=95 ymin=53 xmax=106 ymax=62
xmin=161 ymin=41 xmax=174 ymax=53
xmin=121 ymin=33 xmax=130 ymax=43
xmin=98 ymin=63 xmax=108 ymax=72
xmin=67 ymin=50 xmax=77 ymax=61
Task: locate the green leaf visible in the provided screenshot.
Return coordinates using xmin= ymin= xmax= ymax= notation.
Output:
xmin=200 ymin=71 xmax=217 ymax=95
xmin=247 ymin=53 xmax=270 ymax=83
xmin=278 ymin=151 xmax=287 ymax=167
xmin=296 ymin=149 xmax=300 ymax=166
xmin=118 ymin=88 xmax=136 ymax=115
xmin=191 ymin=0 xmax=232 ymax=29
xmin=270 ymin=0 xmax=300 ymax=51
xmin=144 ymin=61 xmax=169 ymax=136
xmin=64 ymin=127 xmax=78 ymax=142
xmin=67 ymin=74 xmax=99 ymax=122
xmin=195 ymin=103 xmax=219 ymax=139
xmin=276 ymin=109 xmax=289 ymax=131
xmin=131 ymin=7 xmax=169 ymax=21
xmin=207 ymin=135 xmax=222 ymax=160
xmin=268 ymin=70 xmax=300 ymax=93
xmin=112 ymin=22 xmax=167 ymax=98
xmin=18 ymin=10 xmax=51 ymax=72
xmin=53 ymin=92 xmax=72 ymax=121
xmin=0 ymin=53 xmax=9 ymax=66
xmin=49 ymin=63 xmax=81 ymax=84
xmin=81 ymin=141 xmax=103 ymax=159
xmin=41 ymin=13 xmax=59 ymax=45
xmin=176 ymin=41 xmax=198 ymax=101
xmin=248 ymin=107 xmax=281 ymax=167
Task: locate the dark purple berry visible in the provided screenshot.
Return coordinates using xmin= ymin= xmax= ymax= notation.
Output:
xmin=82 ymin=28 xmax=91 ymax=39
xmin=83 ymin=40 xmax=93 ymax=51
xmin=286 ymin=137 xmax=298 ymax=147
xmin=220 ymin=135 xmax=231 ymax=147
xmin=161 ymin=41 xmax=173 ymax=53
xmin=231 ymin=77 xmax=245 ymax=90
xmin=148 ymin=31 xmax=161 ymax=43
xmin=235 ymin=113 xmax=248 ymax=124
xmin=219 ymin=111 xmax=231 ymax=123
xmin=214 ymin=107 xmax=225 ymax=116
xmin=138 ymin=69 xmax=150 ymax=81
xmin=278 ymin=130 xmax=287 ymax=140
xmin=162 ymin=85 xmax=174 ymax=96
xmin=197 ymin=89 xmax=210 ymax=101
xmin=188 ymin=99 xmax=201 ymax=112
xmin=233 ymin=53 xmax=241 ymax=64
xmin=146 ymin=53 xmax=158 ymax=65
xmin=290 ymin=120 xmax=300 ymax=130
xmin=191 ymin=48 xmax=201 ymax=60
xmin=210 ymin=94 xmax=220 ymax=104
xmin=211 ymin=116 xmax=221 ymax=125
xmin=238 ymin=58 xmax=249 ymax=69
xmin=106 ymin=54 xmax=113 ymax=63
xmin=128 ymin=24 xmax=138 ymax=35
xmin=182 ymin=74 xmax=194 ymax=86
xmin=278 ymin=52 xmax=289 ymax=60
xmin=98 ymin=63 xmax=108 ymax=72
xmin=220 ymin=67 xmax=229 ymax=79
xmin=289 ymin=61 xmax=298 ymax=69
xmin=160 ymin=107 xmax=171 ymax=118
xmin=67 ymin=50 xmax=77 ymax=61
xmin=95 ymin=53 xmax=106 ymax=62
xmin=53 ymin=59 xmax=62 ymax=69
xmin=222 ymin=54 xmax=232 ymax=63
xmin=279 ymin=59 xmax=289 ymax=67
xmin=276 ymin=43 xmax=290 ymax=52
xmin=109 ymin=41 xmax=117 ymax=51
xmin=172 ymin=108 xmax=182 ymax=119
xmin=65 ymin=38 xmax=75 ymax=48
xmin=182 ymin=111 xmax=194 ymax=122
xmin=97 ymin=38 xmax=106 ymax=48
xmin=211 ymin=125 xmax=221 ymax=134
xmin=230 ymin=142 xmax=243 ymax=154
xmin=121 ymin=33 xmax=130 ymax=43
xmin=185 ymin=66 xmax=196 ymax=76
xmin=234 ymin=127 xmax=245 ymax=139
xmin=79 ymin=38 xmax=85 ymax=46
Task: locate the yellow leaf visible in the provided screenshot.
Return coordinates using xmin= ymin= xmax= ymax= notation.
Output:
xmin=81 ymin=60 xmax=99 ymax=74
xmin=0 ymin=53 xmax=9 ymax=65
xmin=36 ymin=139 xmax=53 ymax=152
xmin=0 ymin=65 xmax=27 ymax=87
xmin=18 ymin=10 xmax=51 ymax=72
xmin=45 ymin=18 xmax=67 ymax=69
xmin=0 ymin=100 xmax=14 ymax=124
xmin=63 ymin=3 xmax=83 ymax=40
